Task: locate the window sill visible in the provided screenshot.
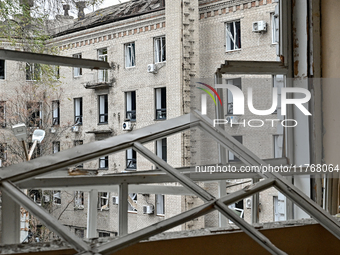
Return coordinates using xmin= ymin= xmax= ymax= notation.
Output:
xmin=98 ymin=208 xmax=110 ymax=211
xmin=125 ymin=66 xmax=136 ymax=69
xmin=74 ymin=206 xmax=84 ymax=210
xmin=98 ymin=122 xmax=108 ymax=125
xmin=99 ymin=168 xmax=108 ymax=170
xmin=154 ymin=118 xmax=167 ymax=121
xmin=128 ymin=211 xmax=137 ymax=214
xmin=157 ymin=214 xmax=165 ymax=217
xmin=73 ymin=76 xmax=82 ymax=79
xmin=125 ymin=168 xmax=137 ymax=171
xmin=225 ymin=49 xmax=241 ymax=53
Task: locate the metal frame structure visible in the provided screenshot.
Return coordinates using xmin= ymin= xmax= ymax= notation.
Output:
xmin=1 ymin=112 xmax=340 ymax=255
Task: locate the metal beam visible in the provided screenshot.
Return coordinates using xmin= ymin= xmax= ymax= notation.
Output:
xmin=217 ymin=61 xmax=289 ymax=75
xmin=0 ymin=49 xmax=110 ymax=70
xmin=133 ymin=142 xmax=214 ymax=202
xmin=1 ymin=192 xmax=20 ymax=244
xmin=0 ymin=181 xmax=90 ymax=253
xmin=0 ymin=114 xmax=198 ymax=183
xmin=97 ymin=179 xmax=278 ymax=255
xmin=86 ymin=189 xmax=98 ymax=238
xmin=119 ymin=183 xmax=128 ymax=236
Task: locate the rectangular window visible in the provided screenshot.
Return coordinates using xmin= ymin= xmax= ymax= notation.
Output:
xmin=98 ymin=232 xmax=110 ymax=237
xmin=156 ymin=138 xmax=167 ymax=162
xmin=52 ymin=100 xmax=60 ymax=126
xmin=27 ymin=102 xmax=42 ymax=127
xmin=156 ymin=194 xmax=165 ymax=215
xmin=26 ymin=63 xmax=41 ymax=81
xmin=99 ymin=156 xmax=108 ymax=169
xmin=73 ymin=53 xmax=82 ymax=77
xmin=128 ymin=193 xmax=137 ymax=212
xmin=228 ymin=136 xmax=242 ymax=162
xmin=98 ymin=192 xmax=109 ymax=210
xmin=0 ymin=59 xmax=5 ymax=79
xmin=228 ymin=200 xmax=244 ymax=223
xmin=226 ymin=78 xmax=241 ymax=115
xmin=125 ymin=42 xmax=135 ymax=68
xmin=0 ymin=101 xmax=5 ymax=127
xmin=126 ymin=91 xmax=136 ymax=121
xmin=0 ymin=143 xmax=7 ymax=161
xmin=74 ymin=98 xmax=83 ymax=125
xmin=74 ymin=140 xmax=83 ymax=168
xmin=98 ymin=48 xmax=108 ymax=83
xmin=154 ymin=36 xmax=166 ymax=63
xmin=273 ymin=135 xmax=283 ymax=158
xmin=126 ymin=149 xmax=137 ymax=170
xmin=52 ymin=141 xmax=60 ymax=154
xmin=155 ymin=87 xmax=166 ymax=120
xmin=98 ymin=95 xmax=108 ymax=124
xmin=29 ymin=190 xmax=42 ymax=205
xmin=53 ymin=190 xmax=61 ymax=205
xmin=74 ymin=191 xmax=84 ymax=208
xmin=226 ymin=20 xmax=241 ymax=51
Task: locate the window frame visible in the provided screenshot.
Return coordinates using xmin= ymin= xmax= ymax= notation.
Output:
xmin=98 ymin=94 xmax=108 ymax=124
xmin=226 ymin=20 xmax=241 ymax=52
xmin=125 ymin=42 xmax=136 ymax=68
xmin=0 ymin=143 xmax=7 ymax=161
xmin=98 ymin=192 xmax=109 ymax=210
xmin=99 ymin=156 xmax=109 ymax=170
xmin=52 ymin=100 xmax=60 ymax=126
xmin=26 ymin=62 xmax=41 ymax=81
xmin=27 ymin=102 xmax=42 ymax=128
xmin=226 ymin=78 xmax=242 ymax=115
xmin=98 ymin=48 xmax=108 ymax=83
xmin=52 ymin=141 xmax=60 ymax=154
xmin=156 ymin=138 xmax=167 ymax=162
xmin=74 ymin=98 xmax=83 ymax=125
xmin=154 ymin=36 xmax=166 ymax=63
xmin=155 ymin=87 xmax=166 ymax=120
xmin=125 ymin=91 xmax=136 ymax=121
xmin=156 ymin=194 xmax=165 ymax=215
xmin=73 ymin=53 xmax=82 ymax=77
xmin=53 ymin=190 xmax=61 ymax=205
xmin=126 ymin=148 xmax=137 ymax=170
xmin=0 ymin=59 xmax=5 ymax=80
xmin=128 ymin=193 xmax=137 ymax=213
xmin=74 ymin=191 xmax=84 ymax=209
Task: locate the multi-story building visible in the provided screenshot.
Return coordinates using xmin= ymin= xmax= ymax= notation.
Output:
xmin=0 ymin=0 xmax=287 ymax=239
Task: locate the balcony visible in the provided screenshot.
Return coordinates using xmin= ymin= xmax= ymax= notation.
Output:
xmin=83 ymin=72 xmax=113 ymax=90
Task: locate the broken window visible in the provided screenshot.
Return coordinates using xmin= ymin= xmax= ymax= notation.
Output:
xmin=28 ymin=142 xmax=41 ymax=159
xmin=126 ymin=149 xmax=136 ymax=170
xmin=155 ymin=87 xmax=166 ymax=120
xmin=229 ymin=199 xmax=244 ymax=223
xmin=0 ymin=59 xmax=5 ymax=79
xmin=52 ymin=141 xmax=60 ymax=154
xmin=154 ymin=36 xmax=166 ymax=63
xmin=53 ymin=190 xmax=61 ymax=205
xmin=226 ymin=20 xmax=241 ymax=51
xmin=125 ymin=42 xmax=135 ymax=68
xmin=74 ymin=191 xmax=84 ymax=209
xmin=29 ymin=190 xmax=42 ymax=205
xmin=74 ymin=98 xmax=82 ymax=125
xmin=98 ymin=192 xmax=109 ymax=210
xmin=75 ymin=228 xmax=84 ymax=238
xmin=0 ymin=143 xmax=7 ymax=162
xmin=73 ymin=53 xmax=82 ymax=77
xmin=26 ymin=63 xmax=41 ymax=81
xmin=156 ymin=138 xmax=167 ymax=162
xmin=0 ymin=101 xmax=5 ymax=128
xmin=156 ymin=194 xmax=165 ymax=215
xmin=52 ymin=100 xmax=60 ymax=126
xmin=226 ymin=78 xmax=241 ymax=115
xmin=27 ymin=102 xmax=42 ymax=128
xmin=126 ymin=91 xmax=136 ymax=121
xmin=228 ymin=136 xmax=242 ymax=162
xmin=99 ymin=156 xmax=108 ymax=169
xmin=128 ymin=193 xmax=137 ymax=212
xmin=98 ymin=94 xmax=108 ymax=124
xmin=98 ymin=48 xmax=108 ymax=82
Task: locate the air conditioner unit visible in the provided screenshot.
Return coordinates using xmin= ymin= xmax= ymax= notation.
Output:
xmin=72 ymin=126 xmax=79 ymax=133
xmin=122 ymin=121 xmax=132 ymax=131
xmin=226 ymin=116 xmax=241 ymax=125
xmin=143 ymin=205 xmax=154 ymax=215
xmin=112 ymin=196 xmax=119 ymax=205
xmin=50 ymin=127 xmax=56 ymax=133
xmin=246 ymin=198 xmax=252 ymax=209
xmin=252 ymin=21 xmax=267 ymax=32
xmin=147 ymin=64 xmax=158 ymax=74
